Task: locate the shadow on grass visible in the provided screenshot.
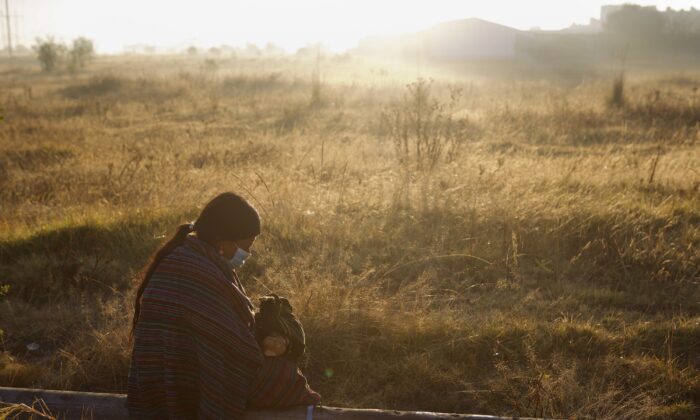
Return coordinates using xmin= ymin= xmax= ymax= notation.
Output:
xmin=304 ymin=308 xmax=699 ymax=416
xmin=0 ymin=209 xmax=195 ymax=303
xmin=58 ymin=75 xmax=187 ymax=104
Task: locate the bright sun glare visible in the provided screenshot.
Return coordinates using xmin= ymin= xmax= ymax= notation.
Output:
xmin=13 ymin=0 xmax=700 ymax=53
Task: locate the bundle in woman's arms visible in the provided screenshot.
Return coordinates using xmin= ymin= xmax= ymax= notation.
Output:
xmin=255 ymin=294 xmax=306 ymax=362
xmin=248 ymin=294 xmax=321 ymax=408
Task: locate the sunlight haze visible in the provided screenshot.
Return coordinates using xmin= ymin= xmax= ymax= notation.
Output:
xmin=12 ymin=0 xmax=700 ymax=53
xmin=3 ymin=0 xmax=700 ymax=417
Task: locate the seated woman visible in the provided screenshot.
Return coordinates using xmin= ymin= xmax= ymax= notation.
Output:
xmin=127 ymin=192 xmax=321 ymax=419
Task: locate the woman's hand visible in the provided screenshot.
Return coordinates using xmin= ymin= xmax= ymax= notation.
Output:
xmin=262 ymin=334 xmax=289 ymax=357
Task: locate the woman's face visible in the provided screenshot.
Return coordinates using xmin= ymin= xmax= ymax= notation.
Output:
xmin=218 ymin=236 xmax=256 ymax=259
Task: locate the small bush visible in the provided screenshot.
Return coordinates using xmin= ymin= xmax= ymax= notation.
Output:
xmin=33 ymin=36 xmax=95 ymax=73
xmin=68 ymin=37 xmax=95 ymax=72
xmin=608 ymin=73 xmax=625 ymax=107
xmin=382 ymin=79 xmax=465 ymax=170
xmin=33 ymin=37 xmax=66 ymax=72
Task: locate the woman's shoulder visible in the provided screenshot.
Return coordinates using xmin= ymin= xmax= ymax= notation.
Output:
xmin=153 ymin=242 xmax=224 ymax=284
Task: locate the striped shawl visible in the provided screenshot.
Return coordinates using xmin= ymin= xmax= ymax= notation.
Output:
xmin=127 ymin=236 xmax=320 ymax=419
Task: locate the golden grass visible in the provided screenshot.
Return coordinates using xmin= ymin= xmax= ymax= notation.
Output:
xmin=0 ymin=54 xmax=698 ymax=419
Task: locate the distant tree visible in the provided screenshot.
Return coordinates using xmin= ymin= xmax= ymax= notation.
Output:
xmin=187 ymin=46 xmax=198 ymax=55
xmin=218 ymin=44 xmax=236 ymax=55
xmin=263 ymin=43 xmax=285 ymax=57
xmin=604 ymin=5 xmax=666 ymax=39
xmin=664 ymin=7 xmax=700 ymax=35
xmin=33 ymin=37 xmax=67 ymax=72
xmin=68 ymin=37 xmax=95 ymax=71
xmin=244 ymin=43 xmax=261 ymax=57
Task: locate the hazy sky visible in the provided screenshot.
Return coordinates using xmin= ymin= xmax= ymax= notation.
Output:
xmin=9 ymin=0 xmax=700 ymax=53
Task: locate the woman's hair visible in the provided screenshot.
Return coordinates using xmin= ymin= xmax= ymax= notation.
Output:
xmin=130 ymin=192 xmax=261 ymax=341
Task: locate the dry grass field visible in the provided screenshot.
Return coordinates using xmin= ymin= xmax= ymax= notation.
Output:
xmin=0 ymin=54 xmax=699 ymax=419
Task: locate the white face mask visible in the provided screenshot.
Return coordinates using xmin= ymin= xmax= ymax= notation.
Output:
xmin=229 ymin=247 xmax=250 ymax=268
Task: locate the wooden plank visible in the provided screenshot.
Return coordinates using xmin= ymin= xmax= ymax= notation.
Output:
xmin=0 ymin=387 xmax=535 ymax=420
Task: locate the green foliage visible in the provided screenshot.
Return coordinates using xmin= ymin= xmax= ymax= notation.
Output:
xmin=0 ymin=212 xmax=193 ymax=303
xmin=33 ymin=36 xmax=95 ymax=73
xmin=604 ymin=5 xmax=700 ymax=37
xmin=604 ymin=5 xmax=666 ymax=39
xmin=33 ymin=37 xmax=66 ymax=72
xmin=664 ymin=7 xmax=700 ymax=35
xmin=68 ymin=37 xmax=95 ymax=72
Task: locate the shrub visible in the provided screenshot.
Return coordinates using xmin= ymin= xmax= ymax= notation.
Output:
xmin=33 ymin=37 xmax=66 ymax=72
xmin=382 ymin=78 xmax=464 ymax=170
xmin=34 ymin=36 xmax=95 ymax=72
xmin=68 ymin=37 xmax=95 ymax=71
xmin=608 ymin=72 xmax=626 ymax=107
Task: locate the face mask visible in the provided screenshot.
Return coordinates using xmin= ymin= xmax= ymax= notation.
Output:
xmin=229 ymin=247 xmax=250 ymax=268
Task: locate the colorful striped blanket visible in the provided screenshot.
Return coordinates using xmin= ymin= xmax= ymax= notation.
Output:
xmin=127 ymin=236 xmax=320 ymax=419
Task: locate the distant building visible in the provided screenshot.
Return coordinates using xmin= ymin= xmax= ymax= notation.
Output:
xmin=421 ymin=18 xmax=522 ymax=59
xmin=354 ymin=4 xmax=700 ymax=64
xmin=356 ymin=18 xmax=523 ymax=61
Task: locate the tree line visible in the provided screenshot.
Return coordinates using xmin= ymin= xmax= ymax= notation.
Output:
xmin=605 ymin=4 xmax=700 ymax=38
xmin=33 ymin=37 xmax=95 ymax=72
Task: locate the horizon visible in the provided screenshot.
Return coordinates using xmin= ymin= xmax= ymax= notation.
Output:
xmin=6 ymin=0 xmax=700 ymax=54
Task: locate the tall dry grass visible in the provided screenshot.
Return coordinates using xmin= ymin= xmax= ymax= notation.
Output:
xmin=0 ymin=55 xmax=698 ymax=419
